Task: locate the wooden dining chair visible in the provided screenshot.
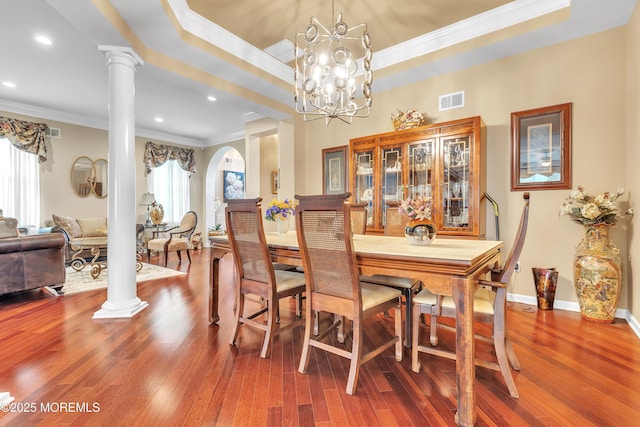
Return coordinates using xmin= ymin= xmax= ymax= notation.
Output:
xmin=226 ymin=198 xmax=306 ymax=358
xmin=146 ymin=210 xmax=197 ymax=267
xmin=359 ymin=201 xmax=424 ymax=347
xmin=349 ymin=203 xmax=368 ymax=235
xmin=411 ymin=192 xmax=530 ymax=398
xmin=295 ymin=192 xmax=403 ymax=395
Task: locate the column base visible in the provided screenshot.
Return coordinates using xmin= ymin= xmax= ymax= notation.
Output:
xmin=93 ymin=298 xmax=148 ymax=319
xmin=0 ymin=392 xmax=14 ymax=405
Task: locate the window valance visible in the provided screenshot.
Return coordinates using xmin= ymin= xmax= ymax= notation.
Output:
xmin=0 ymin=116 xmax=49 ymax=162
xmin=144 ymin=141 xmax=196 ymax=175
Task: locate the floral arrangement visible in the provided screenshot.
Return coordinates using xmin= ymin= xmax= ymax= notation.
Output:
xmin=559 ymin=186 xmax=633 ymax=225
xmin=399 ymin=196 xmax=434 ymax=220
xmin=391 ymin=109 xmax=426 ymax=130
xmin=265 ymin=198 xmax=296 ymax=222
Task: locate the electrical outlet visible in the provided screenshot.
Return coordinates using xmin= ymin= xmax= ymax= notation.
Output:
xmin=515 ymin=261 xmax=521 ymax=273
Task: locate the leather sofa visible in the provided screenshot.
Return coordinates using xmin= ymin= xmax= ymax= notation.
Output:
xmin=0 ymin=233 xmax=66 ymax=296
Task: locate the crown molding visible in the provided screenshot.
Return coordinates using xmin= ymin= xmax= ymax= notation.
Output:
xmin=373 ymin=0 xmax=570 ymax=70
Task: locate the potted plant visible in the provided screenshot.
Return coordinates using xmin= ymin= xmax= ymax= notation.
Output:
xmin=208 ymin=224 xmax=224 ymax=236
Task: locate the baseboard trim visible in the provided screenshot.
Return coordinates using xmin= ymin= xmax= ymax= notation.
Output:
xmin=508 ymin=293 xmax=640 ymax=340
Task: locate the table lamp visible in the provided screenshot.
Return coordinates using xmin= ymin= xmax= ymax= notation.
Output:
xmin=140 ymin=192 xmax=156 ymax=225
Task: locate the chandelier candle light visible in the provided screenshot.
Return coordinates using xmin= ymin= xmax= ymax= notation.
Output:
xmin=294 ymin=0 xmax=372 ymax=124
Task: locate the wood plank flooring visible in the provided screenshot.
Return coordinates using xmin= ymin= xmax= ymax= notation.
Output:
xmin=1 ymin=248 xmax=639 ymax=426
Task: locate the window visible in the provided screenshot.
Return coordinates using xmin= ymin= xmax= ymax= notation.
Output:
xmin=0 ymin=138 xmax=40 ymax=231
xmin=149 ymin=160 xmax=190 ymax=224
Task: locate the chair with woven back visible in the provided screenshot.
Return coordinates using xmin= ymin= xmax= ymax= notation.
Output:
xmin=295 ymin=192 xmax=403 ymax=395
xmin=411 ymin=192 xmax=530 ymax=398
xmin=226 ymin=198 xmax=306 ymax=359
xmin=359 ymin=201 xmax=424 ymax=347
xmin=349 ymin=202 xmax=368 ymax=235
xmin=146 ymin=210 xmax=197 ymax=267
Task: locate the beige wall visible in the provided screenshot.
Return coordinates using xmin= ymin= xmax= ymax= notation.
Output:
xmin=627 ymin=6 xmax=639 ymax=319
xmin=300 ymin=26 xmax=633 ymax=309
xmin=1 ymin=110 xmax=206 ymax=234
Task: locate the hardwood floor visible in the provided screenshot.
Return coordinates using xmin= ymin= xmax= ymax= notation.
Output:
xmin=1 ymin=248 xmax=639 ymax=426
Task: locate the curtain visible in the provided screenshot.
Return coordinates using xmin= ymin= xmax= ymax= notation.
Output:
xmin=0 ymin=138 xmax=40 ymax=230
xmin=143 ymin=141 xmax=196 ymax=175
xmin=0 ymin=116 xmax=49 ymax=162
xmin=150 ymin=161 xmax=190 ymax=224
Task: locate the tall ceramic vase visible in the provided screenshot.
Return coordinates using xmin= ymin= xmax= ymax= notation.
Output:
xmin=573 ymin=223 xmax=622 ymax=323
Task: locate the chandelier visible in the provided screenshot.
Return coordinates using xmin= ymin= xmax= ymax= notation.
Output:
xmin=294 ymin=0 xmax=372 ymax=124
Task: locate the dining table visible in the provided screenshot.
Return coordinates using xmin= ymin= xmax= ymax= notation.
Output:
xmin=208 ymin=231 xmax=502 ymax=427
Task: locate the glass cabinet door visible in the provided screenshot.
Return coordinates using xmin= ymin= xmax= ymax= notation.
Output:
xmin=381 ymin=146 xmax=403 ymax=228
xmin=354 ymin=149 xmax=375 ymax=227
xmin=407 ymin=141 xmax=434 ymax=200
xmin=442 ymin=136 xmax=471 ymax=229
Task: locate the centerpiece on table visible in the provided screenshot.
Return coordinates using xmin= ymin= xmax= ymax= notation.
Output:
xmin=399 ymin=195 xmax=436 ymax=246
xmin=560 ymin=186 xmax=633 ymax=323
xmin=265 ymin=198 xmax=296 ymax=235
xmin=391 ymin=109 xmax=426 ymax=131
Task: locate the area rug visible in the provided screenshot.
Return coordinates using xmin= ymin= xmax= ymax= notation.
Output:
xmin=61 ymin=263 xmax=186 ymax=295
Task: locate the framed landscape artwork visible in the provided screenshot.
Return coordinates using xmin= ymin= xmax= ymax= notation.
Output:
xmin=322 ymin=145 xmax=348 ymax=195
xmin=511 ymin=102 xmax=572 ymax=191
xmin=223 ymin=170 xmax=245 ymax=201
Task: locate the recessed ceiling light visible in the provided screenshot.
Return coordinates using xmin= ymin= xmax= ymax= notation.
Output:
xmin=207 ymin=95 xmax=217 ymax=102
xmin=2 ymin=82 xmax=16 ymax=88
xmin=35 ymin=35 xmax=52 ymax=45
xmin=154 ymin=117 xmax=164 ymax=123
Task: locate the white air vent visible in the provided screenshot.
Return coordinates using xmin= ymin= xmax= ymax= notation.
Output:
xmin=45 ymin=127 xmax=61 ymax=138
xmin=439 ymin=91 xmax=464 ymax=111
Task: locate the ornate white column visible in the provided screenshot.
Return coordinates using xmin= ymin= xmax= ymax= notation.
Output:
xmin=93 ymin=45 xmax=148 ymax=319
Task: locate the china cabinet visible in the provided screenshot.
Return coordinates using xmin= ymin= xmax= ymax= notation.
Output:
xmin=349 ymin=116 xmax=485 ymax=238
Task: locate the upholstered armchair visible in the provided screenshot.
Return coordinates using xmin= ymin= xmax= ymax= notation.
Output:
xmin=147 ymin=211 xmax=197 ymax=267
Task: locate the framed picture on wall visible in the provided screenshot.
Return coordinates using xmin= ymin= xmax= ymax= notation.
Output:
xmin=271 ymin=170 xmax=279 ymax=194
xmin=223 ymin=170 xmax=245 ymax=201
xmin=323 ymin=145 xmax=348 ymax=195
xmin=511 ymin=102 xmax=572 ymax=191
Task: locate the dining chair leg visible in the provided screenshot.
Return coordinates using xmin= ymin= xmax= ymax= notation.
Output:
xmin=298 ymin=309 xmax=313 ymax=374
xmin=493 ymin=322 xmax=519 ymax=398
xmin=411 ymin=301 xmax=422 ymax=373
xmin=164 ymin=252 xmax=168 ymax=267
xmin=403 ymin=288 xmax=412 ymax=348
xmin=186 ymin=248 xmax=191 ymax=264
xmin=506 ymin=337 xmax=521 ymax=370
xmin=394 ymin=305 xmax=403 ymax=361
xmin=260 ymin=299 xmax=277 ymax=358
xmin=346 ymin=326 xmax=364 ymax=395
xmin=230 ymin=293 xmax=244 ymax=346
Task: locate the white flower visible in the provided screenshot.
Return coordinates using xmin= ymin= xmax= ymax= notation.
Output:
xmin=581 ymin=203 xmax=601 ymax=220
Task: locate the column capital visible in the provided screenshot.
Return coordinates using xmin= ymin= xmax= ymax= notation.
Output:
xmin=97 ymin=45 xmax=144 ymax=67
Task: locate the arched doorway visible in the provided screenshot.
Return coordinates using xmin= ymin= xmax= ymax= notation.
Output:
xmin=205 ymin=147 xmax=245 ymax=232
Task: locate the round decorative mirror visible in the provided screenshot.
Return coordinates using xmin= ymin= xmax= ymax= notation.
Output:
xmin=70 ymin=156 xmax=108 ymax=198
xmin=93 ymin=158 xmax=108 ymax=198
xmin=71 ymin=156 xmax=95 ymax=198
